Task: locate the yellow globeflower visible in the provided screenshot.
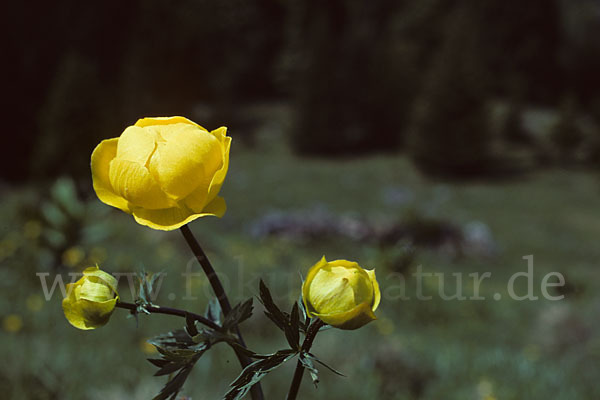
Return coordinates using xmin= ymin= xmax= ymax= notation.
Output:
xmin=62 ymin=266 xmax=119 ymax=330
xmin=302 ymin=257 xmax=380 ymax=330
xmin=91 ymin=117 xmax=231 ymax=230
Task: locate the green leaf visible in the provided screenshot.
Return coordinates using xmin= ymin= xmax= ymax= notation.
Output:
xmin=148 ymin=327 xmax=212 ymax=400
xmin=154 ymin=360 xmax=189 ymax=377
xmin=258 ymin=279 xmax=288 ymax=331
xmin=149 ymin=329 xmax=194 ymax=350
xmin=147 ymin=358 xmax=170 ymax=368
xmin=191 ymin=329 xmax=233 ymax=346
xmin=152 ymin=362 xmax=196 ymax=400
xmin=287 ymin=302 xmax=300 ymax=350
xmin=259 ymin=280 xmax=301 ymax=350
xmin=299 ymin=352 xmax=319 ymax=387
xmin=263 ymin=309 xmax=286 ymax=331
xmin=223 ymin=298 xmax=253 ymax=331
xmin=298 ymin=292 xmax=309 ymax=332
xmin=134 ymin=269 xmax=162 ymax=313
xmin=305 ymin=352 xmax=345 ymax=377
xmin=224 ymin=349 xmax=298 ymax=400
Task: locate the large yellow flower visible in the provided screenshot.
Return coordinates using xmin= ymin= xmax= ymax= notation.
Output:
xmin=302 ymin=257 xmax=380 ymax=330
xmin=91 ymin=116 xmax=231 ymax=230
xmin=62 ymin=266 xmax=119 ymax=330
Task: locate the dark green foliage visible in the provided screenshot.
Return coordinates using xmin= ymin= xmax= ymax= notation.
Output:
xmin=222 ymin=299 xmax=254 ymax=331
xmin=502 ymin=102 xmax=530 ymax=146
xmin=407 ymin=5 xmax=495 ymax=178
xmin=134 ymin=270 xmax=163 ymax=314
xmin=476 ymin=0 xmax=562 ymax=103
xmin=148 ymin=330 xmax=209 ymax=400
xmin=585 ymin=100 xmax=600 ymax=167
xmin=550 ymin=96 xmax=584 ymax=163
xmin=225 ymin=281 xmax=342 ymax=399
xmin=502 ymin=80 xmax=533 ymax=146
xmin=561 ymin=0 xmax=600 ymax=106
xmin=300 ymin=351 xmax=345 ymax=388
xmin=259 ymin=280 xmax=304 ymax=348
xmin=287 ymin=0 xmax=416 ymax=156
xmin=147 ymin=296 xmax=256 ymax=400
xmin=4 ymin=0 xmax=286 ymax=181
xmin=3 ymin=0 xmax=600 ymax=178
xmin=224 ymin=350 xmax=298 ymax=400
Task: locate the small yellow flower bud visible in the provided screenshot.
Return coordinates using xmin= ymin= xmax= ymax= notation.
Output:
xmin=91 ymin=117 xmax=231 ymax=230
xmin=62 ymin=266 xmax=119 ymax=330
xmin=302 ymin=257 xmax=380 ymax=330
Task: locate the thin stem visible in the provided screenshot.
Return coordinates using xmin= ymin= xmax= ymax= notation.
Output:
xmin=179 ymin=224 xmax=263 ymax=400
xmin=286 ymin=319 xmax=325 ymax=400
xmin=115 ymin=301 xmax=220 ymax=330
xmin=180 ymin=226 xmax=232 ymax=314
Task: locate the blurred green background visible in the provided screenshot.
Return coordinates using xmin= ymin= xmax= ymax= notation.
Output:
xmin=2 ymin=0 xmax=600 ymax=399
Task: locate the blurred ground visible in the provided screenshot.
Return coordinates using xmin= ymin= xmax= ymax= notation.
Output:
xmin=1 ymin=124 xmax=599 ymax=400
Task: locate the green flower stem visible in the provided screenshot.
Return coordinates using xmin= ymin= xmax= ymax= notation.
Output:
xmin=286 ymin=319 xmax=326 ymax=400
xmin=115 ymin=301 xmax=220 ymax=330
xmin=179 ymin=224 xmax=264 ymax=400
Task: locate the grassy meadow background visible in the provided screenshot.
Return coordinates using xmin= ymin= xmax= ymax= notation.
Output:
xmin=3 ymin=1 xmax=600 ymax=399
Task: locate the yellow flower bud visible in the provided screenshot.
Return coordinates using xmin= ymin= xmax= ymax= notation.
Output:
xmin=302 ymin=257 xmax=380 ymax=330
xmin=62 ymin=266 xmax=119 ymax=330
xmin=91 ymin=116 xmax=231 ymax=230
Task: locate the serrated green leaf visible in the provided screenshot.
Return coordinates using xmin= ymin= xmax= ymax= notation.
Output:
xmin=152 ymin=363 xmax=195 ymax=400
xmin=259 ymin=280 xmax=288 ymax=330
xmin=259 ymin=280 xmax=303 ymax=351
xmin=149 ymin=327 xmax=210 ymax=400
xmin=263 ymin=310 xmax=286 ymax=331
xmin=224 ymin=350 xmax=297 ymax=400
xmin=191 ymin=329 xmax=233 ymax=347
xmin=150 ymin=330 xmax=194 ymax=349
xmin=299 ymin=352 xmax=319 ymax=387
xmin=223 ymin=298 xmax=253 ymax=331
xmin=147 ymin=358 xmax=170 ymax=368
xmin=154 ymin=361 xmax=188 ymax=377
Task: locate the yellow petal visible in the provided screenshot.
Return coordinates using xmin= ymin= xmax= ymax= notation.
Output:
xmin=367 ymin=269 xmax=381 ymax=312
xmin=184 ymin=129 xmax=230 ymax=212
xmin=307 ymin=260 xmax=372 ymax=314
xmin=91 ymin=138 xmax=130 ymax=213
xmin=308 ymin=267 xmax=359 ymax=314
xmin=78 ymin=279 xmax=113 ymax=302
xmin=184 ymin=184 xmax=210 ymax=213
xmin=62 ymin=291 xmax=117 ymax=330
xmin=201 ymin=195 xmax=227 ymax=217
xmin=303 ymin=256 xmax=328 ymax=318
xmin=109 ymin=159 xmax=174 ymax=209
xmin=82 ymin=266 xmax=118 ymax=293
xmin=135 ymin=116 xmax=206 ymax=130
xmin=80 ymin=298 xmax=118 ymax=329
xmin=313 ymin=302 xmax=377 ymax=330
xmin=148 ymin=123 xmax=222 ymax=199
xmin=131 ymin=195 xmax=226 ymax=231
xmin=63 ymin=295 xmax=91 ymax=330
xmin=207 ymin=129 xmax=231 ymax=201
xmin=115 ymin=125 xmax=157 ymax=165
